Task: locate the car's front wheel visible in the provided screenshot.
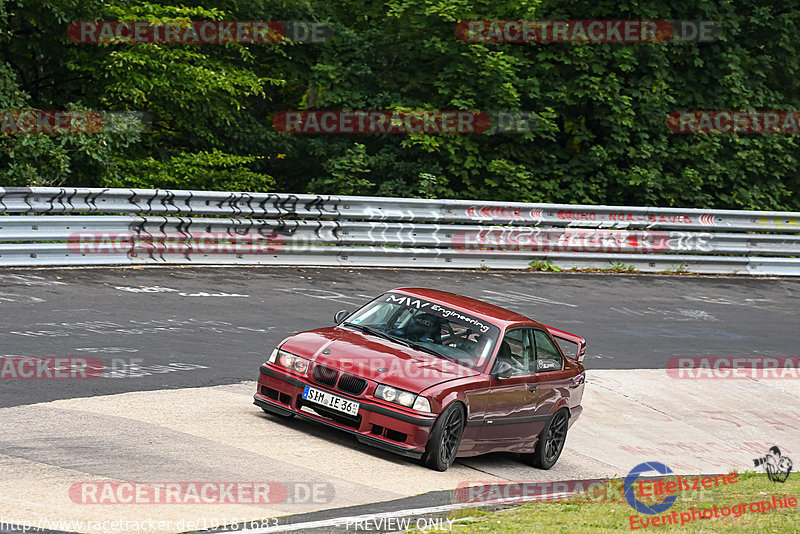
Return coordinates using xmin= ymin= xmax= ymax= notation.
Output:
xmin=422 ymin=402 xmax=465 ymax=471
xmin=526 ymin=408 xmax=569 ymax=469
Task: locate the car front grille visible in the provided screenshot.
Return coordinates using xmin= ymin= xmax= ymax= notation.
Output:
xmin=337 ymin=374 xmax=368 ymax=395
xmin=312 ymin=364 xmax=338 ymax=387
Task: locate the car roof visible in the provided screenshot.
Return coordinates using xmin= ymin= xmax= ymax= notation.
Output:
xmin=390 ymin=287 xmax=540 ymax=329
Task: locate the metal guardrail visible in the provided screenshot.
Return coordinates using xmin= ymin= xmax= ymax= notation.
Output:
xmin=1 ymin=187 xmax=798 ymax=275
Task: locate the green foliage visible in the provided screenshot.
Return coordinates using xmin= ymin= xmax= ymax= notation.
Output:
xmin=1 ymin=0 xmax=800 ymax=211
xmin=416 ymin=172 xmax=452 ymax=199
xmin=664 ymin=261 xmax=691 ymax=274
xmin=307 ymin=143 xmax=374 ymax=195
xmin=528 ymin=260 xmax=561 ymax=272
xmin=605 ymin=261 xmax=638 ymax=273
xmin=109 ymin=149 xmax=274 ymax=191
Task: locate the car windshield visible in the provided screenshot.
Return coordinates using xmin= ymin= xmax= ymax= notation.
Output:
xmin=343 ymin=292 xmax=501 ymax=370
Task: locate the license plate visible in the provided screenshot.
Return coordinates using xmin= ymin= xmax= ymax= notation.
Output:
xmin=302 ymin=386 xmax=360 ymax=417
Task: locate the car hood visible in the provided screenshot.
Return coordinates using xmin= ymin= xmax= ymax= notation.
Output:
xmin=280 ymin=327 xmax=479 ymax=393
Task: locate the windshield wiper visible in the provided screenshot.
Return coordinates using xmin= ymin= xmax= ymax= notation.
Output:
xmin=343 ymin=323 xmax=402 ymax=343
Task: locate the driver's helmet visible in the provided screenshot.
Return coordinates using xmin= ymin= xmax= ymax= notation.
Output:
xmin=406 ymin=312 xmax=441 ymax=343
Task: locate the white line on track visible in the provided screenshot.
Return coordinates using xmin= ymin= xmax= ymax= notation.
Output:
xmin=233 ymin=493 xmax=565 ymax=533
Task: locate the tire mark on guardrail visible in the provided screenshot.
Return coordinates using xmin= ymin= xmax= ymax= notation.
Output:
xmin=244 ymin=192 xmax=256 ymax=216
xmin=23 ymin=187 xmax=33 ymax=213
xmin=305 ymin=195 xmax=338 ymax=219
xmin=144 ymin=189 xmax=156 ymax=213
xmin=176 ymin=216 xmax=193 ymax=260
xmin=66 ymin=187 xmax=80 ymax=212
xmin=161 ymin=190 xmax=176 ymax=213
xmin=128 ymin=189 xmax=142 ymax=212
xmin=280 ymin=194 xmax=299 ymax=216
xmin=45 ymin=188 xmax=62 ymax=213
xmin=156 ymin=216 xmax=170 ymax=261
xmin=130 ymin=216 xmax=152 ymax=261
xmin=218 ymin=192 xmax=238 ymax=215
xmin=183 ymin=190 xmax=193 ymax=213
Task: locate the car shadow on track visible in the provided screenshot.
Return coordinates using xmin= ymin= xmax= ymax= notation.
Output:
xmin=252 ymin=410 xmax=421 ymax=467
xmin=252 ymin=409 xmax=530 ymax=474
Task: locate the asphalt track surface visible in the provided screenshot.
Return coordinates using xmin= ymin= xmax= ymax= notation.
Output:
xmin=1 ymin=266 xmax=798 ymax=408
xmin=1 ymin=267 xmax=799 ymax=534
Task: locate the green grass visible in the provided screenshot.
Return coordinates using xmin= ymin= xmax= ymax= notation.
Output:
xmin=428 ymin=472 xmax=800 ymax=533
xmin=527 ymin=260 xmax=561 ymax=271
xmin=526 ymin=260 xmax=642 ymax=273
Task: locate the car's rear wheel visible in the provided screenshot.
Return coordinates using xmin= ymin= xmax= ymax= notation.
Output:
xmin=422 ymin=403 xmax=465 ymax=471
xmin=527 ymin=409 xmax=568 ymax=469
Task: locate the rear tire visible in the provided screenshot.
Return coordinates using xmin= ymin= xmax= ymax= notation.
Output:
xmin=422 ymin=403 xmax=465 ymax=471
xmin=527 ymin=409 xmax=569 ymax=469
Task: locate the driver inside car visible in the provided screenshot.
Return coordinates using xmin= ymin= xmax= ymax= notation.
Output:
xmin=496 ymin=339 xmax=528 ymax=374
xmin=397 ymin=312 xmax=442 ymax=343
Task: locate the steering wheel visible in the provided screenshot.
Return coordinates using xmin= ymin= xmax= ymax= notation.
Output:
xmin=451 ymin=328 xmax=474 ymax=351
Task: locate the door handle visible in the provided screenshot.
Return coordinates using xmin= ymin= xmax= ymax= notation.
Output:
xmin=528 ymin=385 xmax=537 ymax=392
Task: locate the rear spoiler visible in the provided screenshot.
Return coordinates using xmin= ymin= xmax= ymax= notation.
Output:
xmin=545 ymin=326 xmax=586 ymax=363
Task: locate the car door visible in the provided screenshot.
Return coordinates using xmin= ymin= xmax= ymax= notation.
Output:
xmin=480 ymin=328 xmax=541 ymax=445
xmin=527 ymin=328 xmax=574 ymax=425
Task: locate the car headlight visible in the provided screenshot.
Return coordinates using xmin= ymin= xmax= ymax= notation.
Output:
xmin=397 ymin=391 xmax=415 ymax=406
xmin=380 ymin=386 xmax=398 ymax=402
xmin=412 ymin=396 xmax=431 ymax=412
xmin=269 ymin=349 xmax=310 ymax=374
xmin=374 ymin=384 xmax=431 ymax=412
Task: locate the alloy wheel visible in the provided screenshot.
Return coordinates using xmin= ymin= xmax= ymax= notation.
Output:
xmin=544 ymin=411 xmax=568 ymax=463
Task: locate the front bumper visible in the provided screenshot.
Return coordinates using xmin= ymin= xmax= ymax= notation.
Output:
xmin=254 ymin=364 xmax=436 ymax=459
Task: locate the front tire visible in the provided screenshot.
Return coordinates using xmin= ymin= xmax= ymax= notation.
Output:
xmin=528 ymin=409 xmax=569 ymax=469
xmin=422 ymin=403 xmax=465 ymax=471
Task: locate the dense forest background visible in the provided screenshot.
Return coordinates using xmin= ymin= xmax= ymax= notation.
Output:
xmin=2 ymin=0 xmax=799 ymax=209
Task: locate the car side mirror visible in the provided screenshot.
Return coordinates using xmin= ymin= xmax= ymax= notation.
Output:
xmin=491 ymin=361 xmax=513 ymax=379
xmin=334 ymin=310 xmax=349 ymax=324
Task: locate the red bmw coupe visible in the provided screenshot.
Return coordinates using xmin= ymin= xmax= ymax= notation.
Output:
xmin=254 ymin=288 xmax=586 ymax=471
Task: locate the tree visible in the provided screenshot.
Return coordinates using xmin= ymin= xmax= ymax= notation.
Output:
xmin=2 ymin=0 xmax=799 ymax=210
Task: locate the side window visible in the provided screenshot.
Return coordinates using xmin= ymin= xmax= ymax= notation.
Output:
xmin=497 ymin=329 xmax=534 ymax=376
xmin=533 ymin=329 xmax=563 ymax=372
